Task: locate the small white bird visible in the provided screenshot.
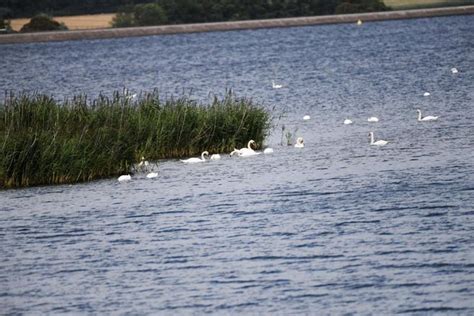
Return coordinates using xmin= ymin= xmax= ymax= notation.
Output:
xmin=146 ymin=172 xmax=158 ymax=179
xmin=181 ymin=151 xmax=209 ymax=163
xmin=272 ymin=80 xmax=283 ymax=89
xmin=210 ymin=154 xmax=221 ymax=160
xmin=295 ymin=137 xmax=304 ymax=148
xmin=303 ymin=115 xmax=311 ymax=120
xmin=263 ymin=148 xmax=274 ymax=154
xmin=357 ymin=19 xmax=362 ymax=25
xmin=344 ymin=119 xmax=353 ymax=125
xmin=451 ymin=67 xmax=458 ymax=74
xmin=417 ymin=109 xmax=438 ymax=121
xmin=118 ymin=174 xmax=132 ymax=182
xmin=369 ymin=132 xmax=388 ymax=146
xmin=423 ymin=92 xmax=430 ymax=97
xmin=368 ymin=116 xmax=379 ymax=122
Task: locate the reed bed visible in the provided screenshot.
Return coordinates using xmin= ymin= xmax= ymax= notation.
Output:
xmin=0 ymin=91 xmax=271 ymax=188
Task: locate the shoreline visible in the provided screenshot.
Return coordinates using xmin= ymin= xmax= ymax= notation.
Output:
xmin=1 ymin=5 xmax=473 ymax=44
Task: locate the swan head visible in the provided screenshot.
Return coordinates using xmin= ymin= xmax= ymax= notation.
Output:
xmin=416 ymin=109 xmax=421 ymax=113
xmin=141 ymin=156 xmax=145 ymax=161
xmin=296 ymin=137 xmax=304 ymax=144
xmin=368 ymin=132 xmax=373 ymax=137
xmin=248 ymin=140 xmax=256 ymax=148
xmin=202 ymin=151 xmax=209 ymax=156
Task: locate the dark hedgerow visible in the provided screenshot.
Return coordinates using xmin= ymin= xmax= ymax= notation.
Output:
xmin=0 ymin=90 xmax=271 ymax=188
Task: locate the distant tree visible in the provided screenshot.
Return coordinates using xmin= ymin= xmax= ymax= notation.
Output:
xmin=134 ymin=3 xmax=167 ymax=26
xmin=335 ymin=0 xmax=388 ymax=14
xmin=20 ymin=14 xmax=68 ymax=32
xmin=111 ymin=11 xmax=134 ymax=27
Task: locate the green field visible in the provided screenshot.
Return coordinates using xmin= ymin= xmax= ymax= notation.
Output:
xmin=384 ymin=0 xmax=474 ymax=9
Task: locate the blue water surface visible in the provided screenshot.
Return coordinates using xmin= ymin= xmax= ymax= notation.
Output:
xmin=1 ymin=15 xmax=474 ymax=314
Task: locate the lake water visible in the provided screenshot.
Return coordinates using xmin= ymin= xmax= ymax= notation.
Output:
xmin=1 ymin=15 xmax=474 ymax=314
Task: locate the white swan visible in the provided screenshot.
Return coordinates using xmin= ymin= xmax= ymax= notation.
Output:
xmin=118 ymin=174 xmax=131 ymax=182
xmin=295 ymin=137 xmax=304 ymax=148
xmin=239 ymin=140 xmax=259 ymax=156
xmin=230 ymin=148 xmax=241 ymax=157
xmin=303 ymin=115 xmax=311 ymax=120
xmin=369 ymin=132 xmax=388 ymax=146
xmin=181 ymin=151 xmax=209 ymax=163
xmin=451 ymin=67 xmax=458 ymax=74
xmin=138 ymin=156 xmax=149 ymax=172
xmin=357 ymin=19 xmax=363 ymax=25
xmin=263 ymin=148 xmax=274 ymax=154
xmin=368 ymin=116 xmax=379 ymax=122
xmin=272 ymin=80 xmax=283 ymax=89
xmin=423 ymin=92 xmax=430 ymax=97
xmin=417 ymin=109 xmax=438 ymax=121
xmin=146 ymin=172 xmax=158 ymax=179
xmin=210 ymin=154 xmax=221 ymax=160
xmin=344 ymin=119 xmax=353 ymax=125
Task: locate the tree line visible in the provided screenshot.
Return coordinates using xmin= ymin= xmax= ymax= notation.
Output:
xmin=112 ymin=0 xmax=388 ymax=27
xmin=1 ymin=0 xmax=389 ymax=21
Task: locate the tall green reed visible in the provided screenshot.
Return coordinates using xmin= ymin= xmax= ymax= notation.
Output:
xmin=0 ymin=90 xmax=271 ymax=188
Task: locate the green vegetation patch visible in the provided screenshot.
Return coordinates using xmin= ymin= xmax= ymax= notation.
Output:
xmin=0 ymin=91 xmax=271 ymax=188
xmin=20 ymin=13 xmax=68 ymax=32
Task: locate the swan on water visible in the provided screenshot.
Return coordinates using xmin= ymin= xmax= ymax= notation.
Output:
xmin=210 ymin=154 xmax=221 ymax=160
xmin=417 ymin=109 xmax=438 ymax=121
xmin=423 ymin=92 xmax=430 ymax=97
xmin=118 ymin=174 xmax=132 ymax=182
xmin=451 ymin=67 xmax=458 ymax=74
xmin=230 ymin=149 xmax=241 ymax=157
xmin=295 ymin=137 xmax=304 ymax=148
xmin=263 ymin=148 xmax=274 ymax=154
xmin=138 ymin=156 xmax=149 ymax=172
xmin=239 ymin=140 xmax=259 ymax=156
xmin=146 ymin=172 xmax=158 ymax=179
xmin=181 ymin=151 xmax=209 ymax=163
xmin=369 ymin=132 xmax=388 ymax=146
xmin=303 ymin=115 xmax=311 ymax=120
xmin=272 ymin=80 xmax=283 ymax=89
xmin=357 ymin=19 xmax=363 ymax=25
xmin=344 ymin=119 xmax=353 ymax=125
xmin=368 ymin=116 xmax=379 ymax=122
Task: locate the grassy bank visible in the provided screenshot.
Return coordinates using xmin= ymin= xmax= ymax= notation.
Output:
xmin=0 ymin=91 xmax=270 ymax=188
xmin=384 ymin=0 xmax=474 ymax=10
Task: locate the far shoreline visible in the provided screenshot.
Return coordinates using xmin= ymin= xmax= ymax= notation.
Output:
xmin=1 ymin=5 xmax=473 ymax=45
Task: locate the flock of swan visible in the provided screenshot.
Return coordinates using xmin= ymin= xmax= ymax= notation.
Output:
xmin=117 ymin=105 xmax=440 ymax=182
xmin=117 ymin=64 xmax=457 ymax=183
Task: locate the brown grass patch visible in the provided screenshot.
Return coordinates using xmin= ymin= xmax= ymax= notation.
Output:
xmin=10 ymin=14 xmax=114 ymax=31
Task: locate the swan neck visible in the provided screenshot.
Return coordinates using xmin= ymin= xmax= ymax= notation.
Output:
xmin=370 ymin=133 xmax=375 ymax=144
xmin=417 ymin=110 xmax=422 ymax=121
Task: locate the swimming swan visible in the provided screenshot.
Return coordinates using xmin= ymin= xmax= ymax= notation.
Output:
xmin=303 ymin=115 xmax=311 ymax=120
xmin=138 ymin=156 xmax=150 ymax=172
xmin=369 ymin=132 xmax=388 ymax=146
xmin=181 ymin=151 xmax=209 ymax=163
xmin=344 ymin=119 xmax=353 ymax=125
xmin=451 ymin=67 xmax=458 ymax=74
xmin=263 ymin=148 xmax=274 ymax=154
xmin=239 ymin=140 xmax=259 ymax=156
xmin=210 ymin=154 xmax=221 ymax=160
xmin=417 ymin=109 xmax=438 ymax=121
xmin=146 ymin=172 xmax=158 ymax=178
xmin=118 ymin=174 xmax=132 ymax=182
xmin=368 ymin=116 xmax=379 ymax=122
xmin=295 ymin=137 xmax=304 ymax=148
xmin=272 ymin=80 xmax=283 ymax=89
xmin=423 ymin=92 xmax=430 ymax=97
